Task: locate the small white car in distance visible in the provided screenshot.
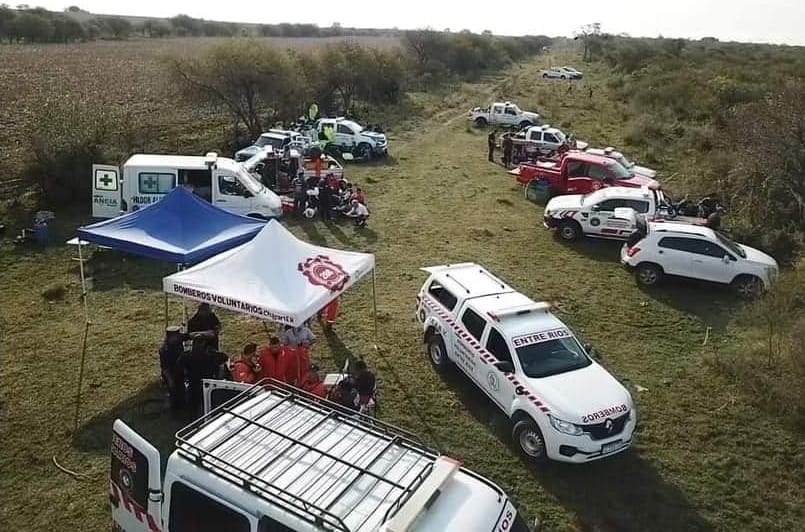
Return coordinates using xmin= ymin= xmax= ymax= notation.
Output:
xmin=586 ymin=147 xmax=657 ymax=179
xmin=416 ymin=263 xmax=636 ymax=464
xmin=621 ymin=219 xmax=779 ymax=298
xmin=468 ymin=101 xmax=541 ymax=129
xmin=541 ymin=66 xmax=583 ymax=79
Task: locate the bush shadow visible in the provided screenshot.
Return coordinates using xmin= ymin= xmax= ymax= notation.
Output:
xmin=437 ymin=367 xmax=714 ymax=532
xmin=73 ymin=381 xmax=189 ymax=458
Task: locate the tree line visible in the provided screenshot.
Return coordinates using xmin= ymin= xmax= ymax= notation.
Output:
xmin=0 ymin=6 xmax=458 ymax=43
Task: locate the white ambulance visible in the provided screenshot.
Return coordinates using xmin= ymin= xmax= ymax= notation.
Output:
xmin=415 ymin=263 xmax=636 ymax=463
xmin=91 ymin=152 xmax=283 ymax=219
xmin=110 ymin=380 xmax=534 ymax=532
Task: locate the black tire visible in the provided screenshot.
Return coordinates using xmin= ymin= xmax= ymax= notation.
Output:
xmin=558 ymin=220 xmax=582 ymax=241
xmin=357 ymin=142 xmax=373 ymax=160
xmin=519 ymin=120 xmax=532 ymax=130
xmin=542 ymin=73 xmax=548 ymax=78
xmin=560 ymin=74 xmax=567 ymax=79
xmin=636 ymin=263 xmax=663 ymax=287
xmin=731 ymin=275 xmax=763 ymax=299
xmin=512 ymin=418 xmax=547 ymax=463
xmin=474 ymin=117 xmax=488 ymax=128
xmin=426 ymin=334 xmax=451 ymax=371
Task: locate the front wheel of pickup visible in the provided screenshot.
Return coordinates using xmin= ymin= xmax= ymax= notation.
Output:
xmin=426 ymin=333 xmax=451 ymax=371
xmin=513 ymin=418 xmax=547 ymax=464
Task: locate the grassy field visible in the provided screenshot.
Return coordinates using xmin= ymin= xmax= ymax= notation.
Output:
xmin=2 ymin=50 xmax=804 ymax=532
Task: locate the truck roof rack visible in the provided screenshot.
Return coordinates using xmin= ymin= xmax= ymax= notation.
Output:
xmin=175 ymin=380 xmax=471 ymax=532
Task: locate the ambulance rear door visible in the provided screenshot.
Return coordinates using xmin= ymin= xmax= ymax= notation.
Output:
xmin=92 ymin=164 xmax=121 ymax=218
xmin=110 ymin=420 xmax=163 ymax=532
xmin=202 ymin=379 xmax=252 ymax=415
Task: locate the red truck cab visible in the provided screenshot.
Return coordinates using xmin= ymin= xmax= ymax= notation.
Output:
xmin=511 ymin=152 xmax=658 ymax=195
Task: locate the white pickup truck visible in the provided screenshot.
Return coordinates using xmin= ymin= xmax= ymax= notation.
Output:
xmin=543 ymin=185 xmax=683 ymax=241
xmin=316 ymin=117 xmax=388 ymax=160
xmin=110 ymin=380 xmax=534 ymax=532
xmin=511 ymin=124 xmax=589 ymax=161
xmin=585 ymin=147 xmax=658 ymax=179
xmin=468 ymin=101 xmax=540 ymax=129
xmin=416 ymin=263 xmax=636 ymax=464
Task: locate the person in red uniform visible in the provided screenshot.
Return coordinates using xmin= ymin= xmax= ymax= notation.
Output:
xmin=231 ymin=343 xmax=261 ymax=384
xmin=258 ymin=336 xmax=289 ymax=382
xmin=285 ymin=340 xmax=311 ymax=387
xmin=300 ymin=364 xmax=327 ymax=398
xmin=318 ymin=298 xmax=340 ymax=331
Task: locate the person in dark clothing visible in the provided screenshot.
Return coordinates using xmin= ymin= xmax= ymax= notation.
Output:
xmin=502 ymin=133 xmax=514 ymax=168
xmin=351 ymin=359 xmax=376 ymax=407
xmin=292 ymin=172 xmax=307 ymax=216
xmin=184 ymin=338 xmax=228 ymax=417
xmin=318 ymin=181 xmax=333 ymax=221
xmin=487 ymin=130 xmax=497 ymax=162
xmin=159 ymin=326 xmax=186 ymax=412
xmin=187 ymin=303 xmax=221 ymax=351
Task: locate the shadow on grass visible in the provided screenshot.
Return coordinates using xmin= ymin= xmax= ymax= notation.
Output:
xmin=84 ymin=251 xmax=176 ymax=292
xmin=553 ymin=233 xmax=623 ymax=264
xmin=639 ymin=277 xmax=742 ymax=332
xmin=439 ymin=367 xmax=714 ymax=532
xmin=73 ymin=381 xmax=189 ymax=458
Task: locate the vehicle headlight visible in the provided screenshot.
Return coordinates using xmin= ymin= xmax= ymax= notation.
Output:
xmin=549 ymin=415 xmax=583 ymax=436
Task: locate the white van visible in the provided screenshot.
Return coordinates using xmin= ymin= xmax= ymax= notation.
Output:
xmin=111 ymin=380 xmax=533 ymax=532
xmin=91 ymin=152 xmax=283 ymax=219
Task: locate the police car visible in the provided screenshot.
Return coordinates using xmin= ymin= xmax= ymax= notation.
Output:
xmin=543 ymin=185 xmax=675 ymax=241
xmin=416 ymin=263 xmax=636 ymax=463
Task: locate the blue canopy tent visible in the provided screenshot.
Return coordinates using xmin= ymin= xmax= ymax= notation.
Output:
xmin=70 ymin=187 xmax=266 ymax=430
xmin=77 ymin=187 xmax=267 ymax=264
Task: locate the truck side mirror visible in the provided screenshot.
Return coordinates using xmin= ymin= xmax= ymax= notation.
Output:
xmin=243 ymin=190 xmax=253 ymax=198
xmin=494 ymin=360 xmax=514 ymax=373
xmin=584 ymin=343 xmax=600 ymax=359
xmin=590 ymin=204 xmax=600 ymax=212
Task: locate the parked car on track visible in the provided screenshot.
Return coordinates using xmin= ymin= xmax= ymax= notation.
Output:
xmin=541 ymin=66 xmax=583 ymax=79
xmin=468 ymin=101 xmax=541 ymax=129
xmin=543 ymin=186 xmax=681 ymax=241
xmin=585 ymin=147 xmax=658 ymax=179
xmin=621 ymin=219 xmax=779 ymax=298
xmin=511 ymin=152 xmax=659 ymax=195
xmin=416 ymin=263 xmax=636 ymax=464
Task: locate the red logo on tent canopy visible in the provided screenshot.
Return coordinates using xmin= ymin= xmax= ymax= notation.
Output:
xmin=298 ymin=255 xmax=351 ymax=291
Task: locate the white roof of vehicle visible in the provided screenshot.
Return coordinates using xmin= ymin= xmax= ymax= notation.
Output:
xmin=586 ymin=147 xmax=624 ymax=158
xmin=587 ymin=186 xmax=653 ymax=201
xmin=175 ymin=384 xmax=506 ymax=532
xmin=421 ymin=263 xmax=514 ymax=300
xmin=125 ymin=154 xmax=236 ymax=170
xmin=648 ymin=221 xmax=715 ymax=238
xmin=468 ymin=291 xmax=567 ymax=338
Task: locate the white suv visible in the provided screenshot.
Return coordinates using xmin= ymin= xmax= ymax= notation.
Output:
xmin=621 ymin=220 xmax=779 ymax=298
xmin=416 ymin=263 xmax=636 ymax=464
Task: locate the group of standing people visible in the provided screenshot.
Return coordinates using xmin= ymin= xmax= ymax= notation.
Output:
xmin=488 ymin=130 xmax=515 ymax=168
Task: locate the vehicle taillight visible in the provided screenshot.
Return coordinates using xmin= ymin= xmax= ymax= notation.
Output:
xmin=626 ymin=246 xmax=641 ymax=257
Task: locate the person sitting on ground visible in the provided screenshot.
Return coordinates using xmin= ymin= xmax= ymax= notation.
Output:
xmin=258 ymin=336 xmax=289 ymax=382
xmin=231 ymin=343 xmax=261 ymax=384
xmin=329 ymin=378 xmax=358 ymax=411
xmin=187 ymin=303 xmax=221 ymax=350
xmin=354 ymin=187 xmax=366 ymax=205
xmin=345 ymin=199 xmax=369 ymax=227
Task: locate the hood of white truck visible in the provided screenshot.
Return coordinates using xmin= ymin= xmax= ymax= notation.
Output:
xmin=525 ymin=363 xmax=632 ymax=424
xmin=545 ymin=193 xmax=584 ymax=213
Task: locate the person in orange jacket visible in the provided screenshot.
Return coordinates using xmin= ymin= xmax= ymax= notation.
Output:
xmin=258 ymin=336 xmax=289 ymax=382
xmin=285 ymin=341 xmax=311 ymax=387
xmin=318 ymin=298 xmax=340 ymax=331
xmin=231 ymin=343 xmax=261 ymax=384
xmin=300 ymin=364 xmax=327 ymax=398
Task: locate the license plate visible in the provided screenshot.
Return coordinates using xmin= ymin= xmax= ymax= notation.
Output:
xmin=601 ymin=440 xmax=623 ymax=454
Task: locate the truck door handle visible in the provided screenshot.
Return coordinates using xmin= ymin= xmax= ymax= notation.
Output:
xmin=658 ymin=250 xmax=663 ymax=254
xmin=218 ymin=199 xmax=227 ymax=202
xmin=693 ymin=259 xmax=703 ymax=263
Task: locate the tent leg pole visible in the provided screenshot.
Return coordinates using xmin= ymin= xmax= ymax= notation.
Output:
xmin=372 ymin=268 xmax=378 ymax=350
xmin=73 ymin=321 xmax=90 ymax=435
xmin=78 ymin=242 xmax=89 ymax=323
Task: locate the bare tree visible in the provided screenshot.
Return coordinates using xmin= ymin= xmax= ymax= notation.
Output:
xmin=574 ymin=22 xmax=602 ymax=62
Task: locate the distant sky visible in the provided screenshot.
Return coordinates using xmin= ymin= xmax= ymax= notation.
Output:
xmin=25 ymin=1 xmax=805 ymax=45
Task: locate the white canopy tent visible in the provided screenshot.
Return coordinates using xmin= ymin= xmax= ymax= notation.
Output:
xmin=162 ymin=220 xmax=376 ymax=329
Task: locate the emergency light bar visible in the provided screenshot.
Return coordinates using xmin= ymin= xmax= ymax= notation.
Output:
xmin=385 ymin=456 xmax=461 ymax=532
xmin=204 ymin=152 xmax=218 ymax=169
xmin=488 ymin=301 xmax=551 ymax=321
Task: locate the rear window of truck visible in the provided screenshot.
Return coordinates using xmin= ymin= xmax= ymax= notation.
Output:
xmin=428 ymin=281 xmax=458 ymax=311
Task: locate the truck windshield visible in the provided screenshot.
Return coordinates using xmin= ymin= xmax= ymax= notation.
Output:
xmin=341 ymin=120 xmax=363 ymax=133
xmin=255 ymin=135 xmax=285 ymax=150
xmin=554 ymin=130 xmax=566 ymax=143
xmin=609 ymin=161 xmax=633 ymax=179
xmin=515 ymin=336 xmax=591 ymax=378
xmin=235 ymin=166 xmax=265 ymax=195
